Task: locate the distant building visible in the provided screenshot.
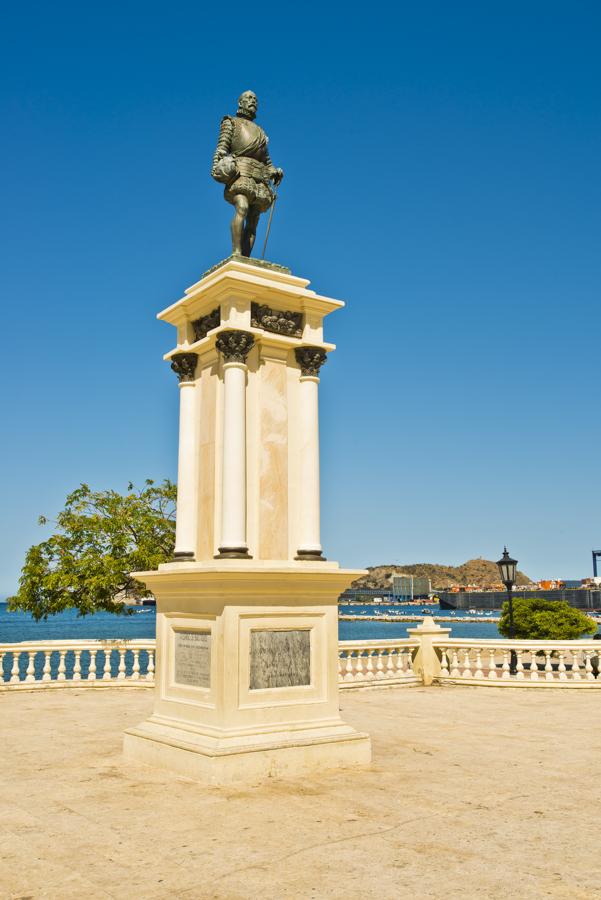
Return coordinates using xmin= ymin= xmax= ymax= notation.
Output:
xmin=438 ymin=589 xmax=601 ymax=611
xmin=391 ymin=575 xmax=431 ymax=601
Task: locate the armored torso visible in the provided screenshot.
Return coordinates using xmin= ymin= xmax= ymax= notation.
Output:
xmin=212 ymin=115 xmax=275 ymax=212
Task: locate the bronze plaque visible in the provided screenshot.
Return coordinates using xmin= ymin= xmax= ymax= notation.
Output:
xmin=249 ymin=629 xmax=311 ymax=690
xmin=174 ymin=630 xmax=211 ymax=688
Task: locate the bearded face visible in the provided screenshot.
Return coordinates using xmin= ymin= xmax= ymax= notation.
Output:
xmin=237 ymin=91 xmax=258 ymax=120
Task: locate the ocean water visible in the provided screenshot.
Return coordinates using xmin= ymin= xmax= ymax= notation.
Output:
xmin=0 ymin=601 xmax=504 ymax=643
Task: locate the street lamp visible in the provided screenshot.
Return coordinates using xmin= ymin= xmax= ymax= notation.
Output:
xmin=497 ymin=547 xmax=518 ymax=672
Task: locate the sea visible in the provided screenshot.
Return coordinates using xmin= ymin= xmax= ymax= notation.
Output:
xmin=0 ymin=600 xmax=508 ymax=643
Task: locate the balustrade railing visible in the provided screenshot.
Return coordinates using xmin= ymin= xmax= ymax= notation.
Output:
xmin=338 ymin=639 xmax=420 ymax=688
xmin=2 ymin=628 xmax=601 ymax=691
xmin=0 ymin=640 xmax=155 ymax=690
xmin=433 ymin=638 xmax=601 ymax=686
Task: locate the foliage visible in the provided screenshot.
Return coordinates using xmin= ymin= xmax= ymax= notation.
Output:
xmin=498 ymin=595 xmax=597 ymax=640
xmin=8 ymin=480 xmax=176 ymax=620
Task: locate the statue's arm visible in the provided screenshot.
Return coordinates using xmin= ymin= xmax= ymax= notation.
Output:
xmin=264 ymin=143 xmax=284 ymax=187
xmin=211 ymin=117 xmax=235 ymax=181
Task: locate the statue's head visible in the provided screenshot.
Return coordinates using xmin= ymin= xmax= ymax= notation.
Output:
xmin=237 ymin=91 xmax=258 ymax=121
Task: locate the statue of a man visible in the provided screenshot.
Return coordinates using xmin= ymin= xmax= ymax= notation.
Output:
xmin=211 ymin=91 xmax=284 ymax=257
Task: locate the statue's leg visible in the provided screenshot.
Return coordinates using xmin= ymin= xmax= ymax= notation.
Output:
xmin=242 ymin=206 xmax=261 ymax=257
xmin=230 ymin=195 xmax=249 ymax=255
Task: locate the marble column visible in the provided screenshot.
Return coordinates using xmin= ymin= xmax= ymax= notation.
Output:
xmin=170 ymin=352 xmax=199 ymax=561
xmin=215 ymin=330 xmax=255 ymax=559
xmin=294 ymin=347 xmax=327 ymax=561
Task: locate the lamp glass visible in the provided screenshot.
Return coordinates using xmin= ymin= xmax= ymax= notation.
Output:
xmin=497 ymin=548 xmax=517 ymax=586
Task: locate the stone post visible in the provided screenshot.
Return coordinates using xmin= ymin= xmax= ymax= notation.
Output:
xmin=215 ymin=330 xmax=254 ymax=559
xmin=407 ymin=617 xmax=452 ymax=686
xmin=294 ymin=347 xmax=327 ymax=561
xmin=170 ymin=353 xmax=199 ymax=560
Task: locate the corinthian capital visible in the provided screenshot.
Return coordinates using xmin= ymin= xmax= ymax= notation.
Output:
xmin=216 ymin=330 xmax=255 ymax=364
xmin=295 ymin=346 xmax=327 ymax=377
xmin=170 ymin=352 xmax=198 ymax=382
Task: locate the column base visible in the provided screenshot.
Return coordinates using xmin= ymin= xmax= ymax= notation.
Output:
xmin=295 ymin=549 xmax=327 ymax=561
xmin=171 ymin=551 xmax=195 ymax=561
xmin=124 ymin=717 xmax=371 ymax=786
xmin=214 ymin=547 xmax=253 ymax=559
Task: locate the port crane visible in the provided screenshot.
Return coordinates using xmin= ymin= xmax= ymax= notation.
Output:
xmin=593 ymin=550 xmax=601 ymax=577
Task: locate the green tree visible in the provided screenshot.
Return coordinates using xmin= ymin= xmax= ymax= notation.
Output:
xmin=8 ymin=480 xmax=176 ymax=620
xmin=499 ymin=596 xmax=597 ymax=640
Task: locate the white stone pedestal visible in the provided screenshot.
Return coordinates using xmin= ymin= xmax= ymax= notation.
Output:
xmin=123 ymin=257 xmax=371 ymax=783
xmin=123 ymin=563 xmax=370 ymax=783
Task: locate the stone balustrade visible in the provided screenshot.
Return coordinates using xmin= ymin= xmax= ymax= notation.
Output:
xmin=0 ymin=640 xmax=155 ymax=690
xmin=2 ymin=623 xmax=601 ymax=691
xmin=338 ymin=639 xmax=421 ymax=688
xmin=432 ymin=638 xmax=601 ymax=686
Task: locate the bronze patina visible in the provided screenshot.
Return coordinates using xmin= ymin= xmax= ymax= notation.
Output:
xmin=211 ymin=91 xmax=284 ymax=257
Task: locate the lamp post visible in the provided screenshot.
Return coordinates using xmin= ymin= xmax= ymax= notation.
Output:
xmin=497 ymin=547 xmax=518 ymax=672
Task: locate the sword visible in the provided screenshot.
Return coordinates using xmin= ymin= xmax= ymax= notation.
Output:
xmin=261 ymin=185 xmax=278 ymax=259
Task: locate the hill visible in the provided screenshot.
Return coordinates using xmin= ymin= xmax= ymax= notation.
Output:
xmin=351 ymin=558 xmax=532 ymax=591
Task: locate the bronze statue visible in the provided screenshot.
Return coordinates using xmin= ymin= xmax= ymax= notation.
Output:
xmin=211 ymin=91 xmax=284 ymax=257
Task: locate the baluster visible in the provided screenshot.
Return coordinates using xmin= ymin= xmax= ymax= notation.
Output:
xmin=73 ymin=650 xmax=82 ymax=682
xmin=544 ymin=650 xmax=554 ymax=681
xmin=10 ymin=652 xmax=20 ymax=683
xmin=398 ymin=649 xmax=408 ymax=675
xmin=515 ymin=650 xmax=524 ymax=680
xmin=88 ymin=649 xmax=97 ymax=681
xmin=501 ymin=650 xmax=510 ymax=679
xmin=529 ymin=650 xmax=539 ymax=681
xmin=337 ymin=653 xmax=343 ymax=682
xmin=474 ymin=648 xmax=484 ymax=679
xmin=57 ymin=650 xmax=67 ymax=681
xmin=103 ymin=649 xmax=112 ymax=681
xmin=571 ymin=650 xmax=581 ymax=681
xmin=385 ymin=649 xmax=395 ymax=679
xmin=375 ymin=649 xmax=385 ymax=679
xmin=117 ymin=649 xmax=126 ymax=680
xmin=450 ymin=649 xmax=460 ymax=678
xmin=440 ymin=648 xmax=449 ymax=677
xmin=343 ymin=652 xmax=354 ymax=682
xmin=488 ymin=649 xmax=498 ymax=680
xmin=584 ymin=651 xmax=594 ymax=682
xmin=42 ymin=651 xmax=51 ymax=682
xmin=461 ymin=649 xmax=473 ymax=678
xmin=25 ymin=651 xmax=36 ymax=683
xmin=365 ymin=650 xmax=375 ymax=681
xmin=354 ymin=651 xmax=365 ymax=681
xmin=0 ymin=652 xmax=4 ymax=684
xmin=557 ymin=651 xmax=567 ymax=681
xmin=146 ymin=650 xmax=155 ymax=682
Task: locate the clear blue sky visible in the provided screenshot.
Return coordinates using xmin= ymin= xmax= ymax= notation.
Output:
xmin=1 ymin=2 xmax=600 ymax=593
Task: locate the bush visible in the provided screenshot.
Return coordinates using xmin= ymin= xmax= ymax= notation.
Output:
xmin=498 ymin=596 xmax=597 ymax=641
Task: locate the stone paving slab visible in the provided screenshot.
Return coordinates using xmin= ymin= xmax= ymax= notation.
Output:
xmin=1 ymin=686 xmax=600 ymax=899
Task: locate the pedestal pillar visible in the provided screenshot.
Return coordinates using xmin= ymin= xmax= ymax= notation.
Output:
xmin=171 ymin=353 xmax=199 ymax=561
xmin=295 ymin=347 xmax=327 ymax=560
xmin=215 ymin=330 xmax=254 ymax=559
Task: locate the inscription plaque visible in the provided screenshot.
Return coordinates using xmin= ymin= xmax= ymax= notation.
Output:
xmin=174 ymin=630 xmax=211 ymax=688
xmin=249 ymin=629 xmax=311 ymax=690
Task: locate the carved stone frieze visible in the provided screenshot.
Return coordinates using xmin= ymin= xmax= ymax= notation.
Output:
xmin=216 ymin=330 xmax=255 ymax=364
xmin=170 ymin=352 xmax=198 ymax=382
xmin=295 ymin=346 xmax=327 ymax=377
xmin=251 ymin=302 xmax=303 ymax=338
xmin=191 ymin=307 xmax=221 ymax=342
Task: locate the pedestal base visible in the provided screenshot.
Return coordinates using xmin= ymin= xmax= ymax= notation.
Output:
xmin=122 ymin=562 xmax=371 ymax=785
xmin=124 ymin=717 xmax=371 ymax=785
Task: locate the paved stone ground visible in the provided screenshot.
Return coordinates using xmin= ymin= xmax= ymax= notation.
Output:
xmin=1 ymin=685 xmax=600 ymax=900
